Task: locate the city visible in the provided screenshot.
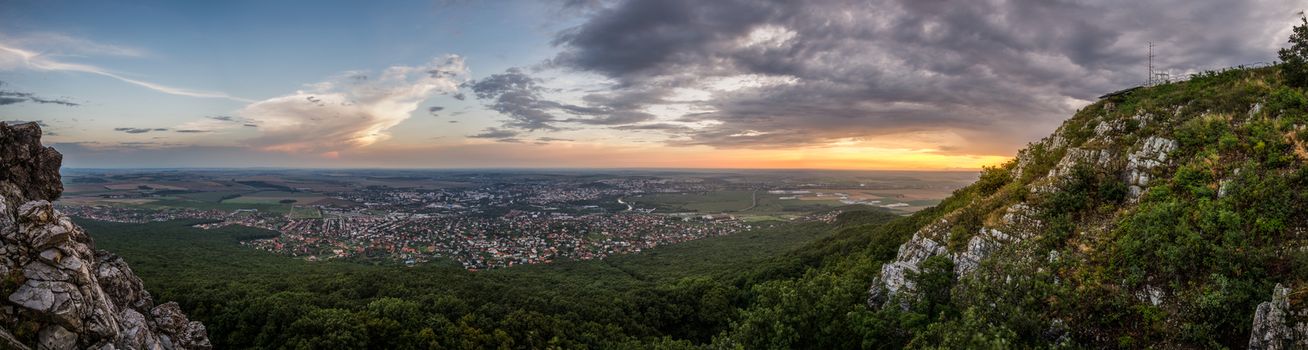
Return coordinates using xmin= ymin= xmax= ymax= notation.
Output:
xmin=55 ymin=169 xmax=972 ymax=270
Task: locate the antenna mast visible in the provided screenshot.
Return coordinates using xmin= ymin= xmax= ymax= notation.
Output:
xmin=1148 ymin=42 xmax=1155 ymax=86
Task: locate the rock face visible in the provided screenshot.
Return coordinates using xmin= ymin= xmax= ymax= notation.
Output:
xmin=866 ymin=202 xmax=1043 ymax=308
xmin=0 ymin=122 xmax=210 ymax=350
xmin=1249 ymin=284 xmax=1308 ymax=350
xmin=1125 ymin=136 xmax=1178 ymax=199
xmin=864 ymin=102 xmax=1187 ymax=310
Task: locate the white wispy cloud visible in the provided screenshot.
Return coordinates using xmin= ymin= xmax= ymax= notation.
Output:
xmin=240 ymin=55 xmax=469 ymax=154
xmin=0 ymin=34 xmax=251 ymax=102
xmin=0 ymin=32 xmax=146 ymax=58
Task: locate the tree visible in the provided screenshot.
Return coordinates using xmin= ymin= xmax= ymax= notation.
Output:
xmin=1280 ymin=13 xmax=1308 ymax=87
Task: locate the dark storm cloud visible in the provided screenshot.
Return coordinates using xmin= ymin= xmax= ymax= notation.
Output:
xmin=467 ymin=68 xmax=657 ymax=130
xmin=174 ymin=129 xmax=212 ymax=133
xmin=114 ymin=127 xmax=168 ymax=134
xmin=548 ymin=0 xmax=1298 ymax=153
xmin=468 ymin=68 xmax=563 ymax=130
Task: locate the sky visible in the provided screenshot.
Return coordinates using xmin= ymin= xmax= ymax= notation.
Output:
xmin=0 ymin=0 xmax=1302 ymax=169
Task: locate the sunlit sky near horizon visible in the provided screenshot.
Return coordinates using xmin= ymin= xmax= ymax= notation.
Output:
xmin=0 ymin=0 xmax=1302 ymax=169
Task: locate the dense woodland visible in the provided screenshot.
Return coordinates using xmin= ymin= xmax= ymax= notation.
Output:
xmin=80 ymin=208 xmax=908 ymax=349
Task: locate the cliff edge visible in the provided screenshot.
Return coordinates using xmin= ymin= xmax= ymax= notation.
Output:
xmin=0 ymin=122 xmax=210 ymax=350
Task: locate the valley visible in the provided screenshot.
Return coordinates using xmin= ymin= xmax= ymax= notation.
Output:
xmin=56 ymin=169 xmax=971 ymax=269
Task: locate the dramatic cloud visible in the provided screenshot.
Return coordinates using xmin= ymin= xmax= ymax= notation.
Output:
xmin=468 ymin=68 xmax=564 ymax=130
xmin=240 ymin=55 xmax=468 ymax=153
xmin=467 ymin=68 xmax=655 ymax=131
xmin=113 ymin=127 xmax=168 ymax=134
xmin=546 ymin=0 xmax=1298 ymax=154
xmin=0 ymin=35 xmax=249 ymax=101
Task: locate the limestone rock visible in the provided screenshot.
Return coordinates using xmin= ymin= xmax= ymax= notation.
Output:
xmin=38 ymin=325 xmax=76 ymax=350
xmin=94 ymin=253 xmax=154 ymax=312
xmin=867 ymin=219 xmax=950 ymax=307
xmin=1125 ymin=136 xmax=1177 ymax=199
xmin=0 ymin=122 xmax=209 ymax=349
xmin=1249 ymin=284 xmax=1308 ymax=350
xmin=0 ymin=122 xmax=62 ymax=202
xmin=867 ymin=200 xmax=1046 ymax=310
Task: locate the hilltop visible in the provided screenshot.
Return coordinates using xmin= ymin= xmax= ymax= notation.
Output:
xmin=854 ymin=63 xmax=1308 ymax=348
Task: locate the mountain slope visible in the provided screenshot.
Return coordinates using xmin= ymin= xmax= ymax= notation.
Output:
xmin=0 ymin=122 xmax=211 ymax=349
xmin=860 ymin=65 xmax=1308 ymax=348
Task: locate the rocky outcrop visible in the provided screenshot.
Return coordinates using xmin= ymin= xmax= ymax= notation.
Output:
xmin=1249 ymin=284 xmax=1308 ymax=350
xmin=1124 ymin=136 xmax=1177 ymax=199
xmin=867 ymin=202 xmax=1043 ymax=308
xmin=867 ymin=219 xmax=949 ymax=307
xmin=0 ymin=122 xmax=210 ymax=349
xmin=866 ymin=114 xmax=1171 ymax=310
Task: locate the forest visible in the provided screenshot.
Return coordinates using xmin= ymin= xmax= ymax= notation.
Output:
xmin=80 ymin=207 xmax=912 ymax=349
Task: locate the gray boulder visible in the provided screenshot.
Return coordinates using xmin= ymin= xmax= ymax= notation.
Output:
xmin=0 ymin=122 xmax=210 ymax=349
xmin=1250 ymin=283 xmax=1308 ymax=350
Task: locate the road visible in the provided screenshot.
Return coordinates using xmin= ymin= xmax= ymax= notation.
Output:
xmin=739 ymin=190 xmax=758 ymax=212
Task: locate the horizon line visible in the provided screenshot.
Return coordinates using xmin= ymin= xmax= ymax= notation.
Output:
xmin=60 ymin=166 xmax=986 ymax=173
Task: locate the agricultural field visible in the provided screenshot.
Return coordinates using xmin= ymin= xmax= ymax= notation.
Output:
xmin=142 ymin=198 xmax=293 ymax=214
xmin=55 ymin=169 xmax=971 ymax=222
xmin=220 ymin=191 xmax=328 ymax=205
xmin=750 ymin=194 xmax=845 ymax=215
xmin=287 ymin=206 xmax=323 ymax=219
xmin=174 ymin=190 xmax=250 ymax=203
xmin=630 ymin=190 xmax=756 ymax=213
xmin=629 ymin=186 xmax=954 ymax=220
